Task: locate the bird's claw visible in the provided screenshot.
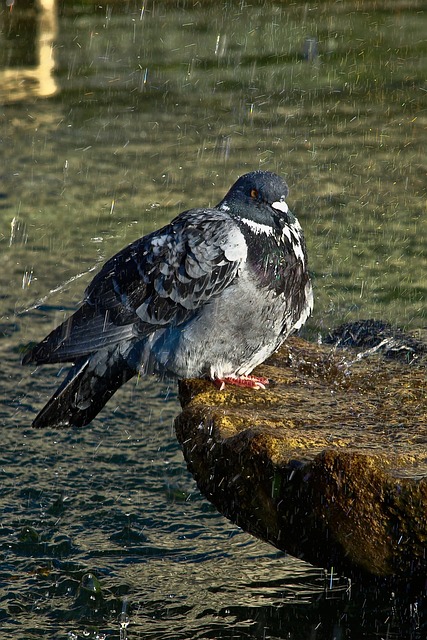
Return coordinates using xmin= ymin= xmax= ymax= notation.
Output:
xmin=213 ymin=375 xmax=269 ymax=391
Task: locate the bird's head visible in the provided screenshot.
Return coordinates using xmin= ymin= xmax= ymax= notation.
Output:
xmin=217 ymin=170 xmax=295 ymax=232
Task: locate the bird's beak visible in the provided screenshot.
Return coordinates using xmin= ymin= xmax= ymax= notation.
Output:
xmin=271 ymin=200 xmax=289 ymax=214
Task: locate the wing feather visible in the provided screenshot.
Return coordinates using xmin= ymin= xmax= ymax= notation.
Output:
xmin=87 ymin=208 xmax=247 ymax=326
xmin=23 ymin=208 xmax=247 ymax=365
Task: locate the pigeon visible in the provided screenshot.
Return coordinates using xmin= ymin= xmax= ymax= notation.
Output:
xmin=22 ymin=170 xmax=313 ymax=428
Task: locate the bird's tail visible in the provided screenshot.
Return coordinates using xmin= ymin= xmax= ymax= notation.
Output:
xmin=32 ymin=352 xmax=136 ymax=429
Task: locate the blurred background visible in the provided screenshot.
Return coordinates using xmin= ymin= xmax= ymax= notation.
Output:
xmin=0 ymin=1 xmax=426 ymax=638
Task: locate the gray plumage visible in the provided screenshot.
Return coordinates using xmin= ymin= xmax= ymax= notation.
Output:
xmin=23 ymin=170 xmax=313 ymax=428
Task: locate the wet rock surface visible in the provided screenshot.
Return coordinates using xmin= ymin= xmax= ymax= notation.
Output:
xmin=325 ymin=319 xmax=427 ymax=364
xmin=175 ymin=322 xmax=427 ymax=579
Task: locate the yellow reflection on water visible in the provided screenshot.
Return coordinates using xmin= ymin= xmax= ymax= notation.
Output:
xmin=0 ymin=0 xmax=58 ymax=101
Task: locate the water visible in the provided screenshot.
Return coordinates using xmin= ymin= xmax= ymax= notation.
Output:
xmin=1 ymin=1 xmax=426 ymax=638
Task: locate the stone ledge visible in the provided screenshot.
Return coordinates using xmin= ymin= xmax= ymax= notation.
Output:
xmin=175 ymin=330 xmax=427 ymax=578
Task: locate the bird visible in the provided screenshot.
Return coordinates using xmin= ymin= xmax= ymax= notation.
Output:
xmin=22 ymin=170 xmax=313 ymax=429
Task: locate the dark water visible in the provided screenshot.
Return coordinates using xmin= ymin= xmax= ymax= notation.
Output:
xmin=1 ymin=1 xmax=426 ymax=638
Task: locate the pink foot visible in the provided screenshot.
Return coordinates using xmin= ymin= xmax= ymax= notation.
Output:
xmin=213 ymin=375 xmax=269 ymax=391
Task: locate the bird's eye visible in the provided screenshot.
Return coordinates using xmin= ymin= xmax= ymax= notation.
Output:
xmin=250 ymin=188 xmax=259 ymax=199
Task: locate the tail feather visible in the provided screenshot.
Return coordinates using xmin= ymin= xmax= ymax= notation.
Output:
xmin=32 ymin=353 xmax=136 ymax=428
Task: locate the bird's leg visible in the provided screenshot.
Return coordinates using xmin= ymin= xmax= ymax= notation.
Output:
xmin=213 ymin=375 xmax=269 ymax=391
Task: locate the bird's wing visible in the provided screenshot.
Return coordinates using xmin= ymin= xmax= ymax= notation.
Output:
xmin=23 ymin=209 xmax=247 ymax=365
